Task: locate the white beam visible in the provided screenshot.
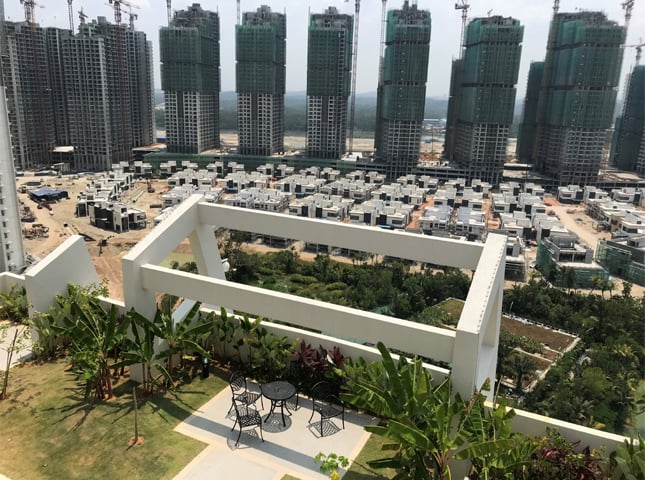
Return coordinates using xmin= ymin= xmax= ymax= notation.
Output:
xmin=197 ymin=202 xmax=484 ymax=269
xmin=140 ymin=264 xmax=457 ymax=363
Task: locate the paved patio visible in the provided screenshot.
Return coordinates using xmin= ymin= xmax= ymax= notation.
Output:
xmin=174 ymin=382 xmax=377 ymax=480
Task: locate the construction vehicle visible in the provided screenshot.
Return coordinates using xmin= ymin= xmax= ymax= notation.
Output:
xmin=147 ymin=180 xmax=155 ymax=193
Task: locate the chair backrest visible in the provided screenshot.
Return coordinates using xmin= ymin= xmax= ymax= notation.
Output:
xmin=230 ymin=371 xmax=246 ymax=394
xmin=311 ymin=381 xmax=334 ymax=401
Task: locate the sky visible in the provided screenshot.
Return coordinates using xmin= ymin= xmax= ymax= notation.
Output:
xmin=4 ymin=0 xmax=645 ymax=98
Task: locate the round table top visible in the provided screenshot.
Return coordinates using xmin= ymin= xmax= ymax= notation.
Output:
xmin=261 ymin=381 xmax=296 ymax=401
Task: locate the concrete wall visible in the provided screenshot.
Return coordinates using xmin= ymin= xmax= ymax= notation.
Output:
xmin=24 ymin=235 xmax=99 ymax=314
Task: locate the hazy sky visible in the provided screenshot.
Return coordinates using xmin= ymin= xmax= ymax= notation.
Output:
xmin=4 ymin=0 xmax=645 ymax=98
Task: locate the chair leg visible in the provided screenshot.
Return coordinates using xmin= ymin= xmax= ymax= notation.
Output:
xmin=231 ymin=415 xmax=239 ymax=432
xmin=341 ymin=411 xmax=345 ymax=429
xmin=236 ymin=427 xmax=242 ymax=447
xmin=319 ymin=418 xmax=324 ymax=437
xmin=259 ymin=422 xmax=264 ymax=442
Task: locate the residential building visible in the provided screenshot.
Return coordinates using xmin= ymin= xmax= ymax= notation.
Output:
xmin=160 ymin=4 xmax=220 ymax=154
xmin=610 ymin=65 xmax=645 ymax=172
xmin=236 ymin=5 xmax=286 ymax=156
xmin=529 ymin=12 xmax=625 ymax=184
xmin=1 ymin=15 xmax=153 ymax=172
xmin=306 ymin=7 xmax=353 ymax=160
xmin=374 ymin=1 xmax=431 ymax=180
xmin=79 ymin=17 xmax=154 ymax=166
xmin=444 ymin=16 xmax=523 ymax=185
xmin=1 ymin=22 xmax=55 ymax=170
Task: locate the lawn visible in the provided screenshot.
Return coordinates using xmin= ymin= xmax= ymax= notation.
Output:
xmin=0 ymin=358 xmax=228 ymax=480
xmin=2 ymin=358 xmax=396 ymax=480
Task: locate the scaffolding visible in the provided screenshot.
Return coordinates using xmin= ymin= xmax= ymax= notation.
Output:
xmin=374 ymin=2 xmax=431 ymax=180
xmin=306 ymin=8 xmax=353 ymax=159
xmin=517 ymin=62 xmax=544 ymax=163
xmin=595 ymin=239 xmax=645 ymax=286
xmin=449 ymin=16 xmax=523 ymax=184
xmin=236 ymin=5 xmax=286 ymax=156
xmin=533 ymin=12 xmax=626 ymax=184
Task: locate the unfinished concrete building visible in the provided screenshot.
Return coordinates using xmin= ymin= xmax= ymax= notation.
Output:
xmin=2 ymin=15 xmax=155 ymax=172
xmin=236 ymin=6 xmax=286 ymax=156
xmin=374 ymin=1 xmax=431 ymax=180
xmin=444 ymin=16 xmax=524 ymax=185
xmin=529 ymin=12 xmax=625 ymax=185
xmin=1 ymin=22 xmax=56 ymax=170
xmin=160 ymin=4 xmax=220 ymax=154
xmin=306 ymin=8 xmax=353 ymax=160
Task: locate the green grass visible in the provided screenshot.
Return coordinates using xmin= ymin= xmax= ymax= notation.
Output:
xmin=0 ymin=358 xmax=228 ymax=480
xmin=344 ymin=434 xmax=396 ymax=479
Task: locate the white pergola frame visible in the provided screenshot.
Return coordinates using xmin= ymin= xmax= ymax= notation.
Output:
xmin=122 ymin=195 xmax=506 ymax=397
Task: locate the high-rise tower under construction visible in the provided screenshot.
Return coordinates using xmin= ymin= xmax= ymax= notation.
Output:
xmin=306 ymin=7 xmax=353 ymax=160
xmin=160 ymin=4 xmax=220 ymax=154
xmin=374 ymin=1 xmax=431 ymax=180
xmin=236 ymin=5 xmax=286 ymax=156
xmin=528 ymin=11 xmax=625 ymax=185
xmin=444 ymin=16 xmax=523 ymax=185
xmin=610 ymin=65 xmax=645 ymax=174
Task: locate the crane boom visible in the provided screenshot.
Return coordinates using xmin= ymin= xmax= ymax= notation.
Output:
xmin=454 ymin=1 xmax=469 ymax=56
xmin=346 ymin=0 xmax=360 ymax=154
xmin=67 ymin=0 xmax=74 ymax=32
xmin=622 ymin=0 xmax=635 ymax=33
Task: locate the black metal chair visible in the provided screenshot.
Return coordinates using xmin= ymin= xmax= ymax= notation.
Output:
xmin=228 ymin=371 xmax=263 ymax=415
xmin=231 ymin=398 xmax=264 ymax=446
xmin=287 ymin=359 xmax=308 ymax=410
xmin=308 ymin=381 xmax=345 ymax=437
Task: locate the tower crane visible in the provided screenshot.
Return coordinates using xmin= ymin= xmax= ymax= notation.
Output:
xmin=126 ymin=11 xmax=138 ymax=30
xmin=19 ymin=0 xmax=37 ymax=26
xmin=626 ymin=39 xmax=645 ymax=65
xmin=79 ymin=7 xmax=88 ymax=26
xmin=237 ymin=0 xmax=241 ymax=25
xmin=67 ymin=0 xmax=74 ymax=32
xmin=454 ymin=1 xmax=469 ymax=56
xmin=166 ymin=0 xmax=172 ymax=26
xmin=377 ymin=0 xmax=387 ymax=85
xmin=107 ymin=0 xmax=140 ymax=26
xmin=622 ymin=0 xmax=635 ymax=33
xmin=345 ymin=0 xmax=360 ymax=154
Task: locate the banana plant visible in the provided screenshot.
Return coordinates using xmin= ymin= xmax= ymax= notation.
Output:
xmin=342 ymin=342 xmax=530 ymax=480
xmin=115 ymin=309 xmax=171 ymax=396
xmin=153 ymin=301 xmax=210 ymax=385
xmin=51 ymin=284 xmax=130 ymax=401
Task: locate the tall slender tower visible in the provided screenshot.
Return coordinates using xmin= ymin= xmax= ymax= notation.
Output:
xmin=374 ymin=1 xmax=431 ymax=180
xmin=448 ymin=16 xmax=523 ymax=184
xmin=306 ymin=7 xmax=353 ymax=160
xmin=236 ymin=5 xmax=286 ymax=156
xmin=517 ymin=61 xmax=544 ymax=164
xmin=610 ymin=66 xmax=645 ymax=172
xmin=532 ymin=12 xmax=625 ymax=185
xmin=0 ymin=0 xmax=26 ymax=272
xmin=160 ymin=4 xmax=219 ymax=154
